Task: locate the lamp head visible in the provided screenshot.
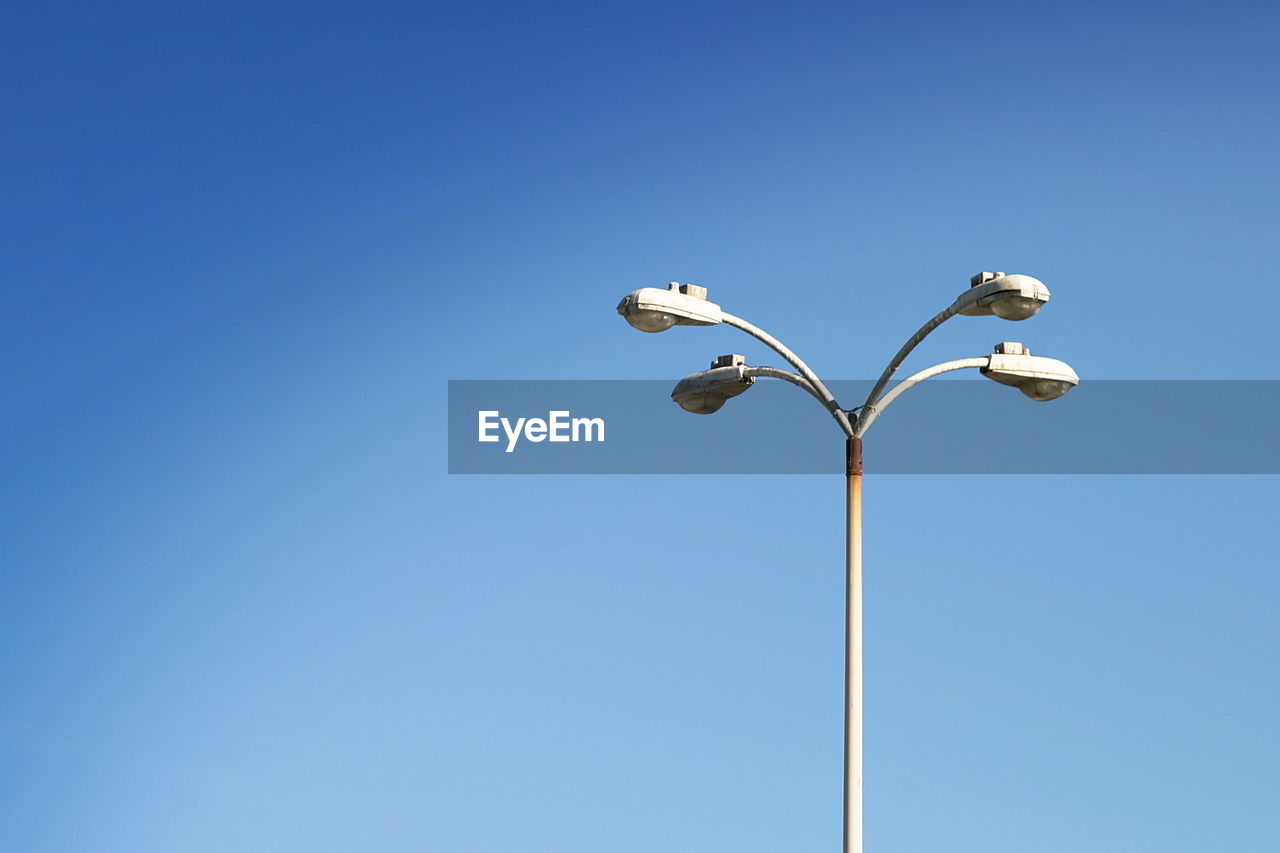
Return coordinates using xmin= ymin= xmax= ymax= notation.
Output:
xmin=617 ymin=282 xmax=723 ymax=333
xmin=981 ymin=342 xmax=1079 ymax=401
xmin=958 ymin=272 xmax=1051 ymax=321
xmin=670 ymin=354 xmax=754 ymax=414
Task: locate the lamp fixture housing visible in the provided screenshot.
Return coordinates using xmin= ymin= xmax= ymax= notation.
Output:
xmin=670 ymin=353 xmax=754 ymax=414
xmin=958 ymin=272 xmax=1051 ymax=321
xmin=981 ymin=341 xmax=1079 ymax=400
xmin=617 ymin=282 xmax=723 ymax=333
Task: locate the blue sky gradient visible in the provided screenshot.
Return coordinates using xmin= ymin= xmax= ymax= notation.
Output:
xmin=4 ymin=2 xmax=1280 ymax=851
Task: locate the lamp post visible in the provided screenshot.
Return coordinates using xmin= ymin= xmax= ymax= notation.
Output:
xmin=617 ymin=273 xmax=1078 ymax=853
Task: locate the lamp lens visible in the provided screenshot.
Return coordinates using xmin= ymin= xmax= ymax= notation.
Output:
xmin=990 ymin=295 xmax=1044 ymax=321
xmin=1020 ymin=379 xmax=1074 ymax=401
xmin=675 ymin=392 xmax=726 ymax=414
xmin=626 ymin=308 xmax=677 ymax=333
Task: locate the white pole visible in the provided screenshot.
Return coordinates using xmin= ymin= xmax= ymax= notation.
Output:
xmin=845 ymin=437 xmax=863 ymax=853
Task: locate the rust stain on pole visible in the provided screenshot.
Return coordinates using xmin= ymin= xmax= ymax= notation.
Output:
xmin=846 ymin=436 xmax=863 ymax=476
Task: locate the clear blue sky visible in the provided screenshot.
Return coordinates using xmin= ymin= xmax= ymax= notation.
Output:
xmin=4 ymin=2 xmax=1279 ymax=851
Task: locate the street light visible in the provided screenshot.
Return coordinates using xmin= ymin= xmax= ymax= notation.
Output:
xmin=670 ymin=354 xmax=754 ymax=413
xmin=671 ymin=353 xmax=835 ymax=413
xmin=617 ymin=273 xmax=1077 ymax=853
xmin=616 ymin=282 xmax=724 ymax=332
xmin=981 ymin=341 xmax=1079 ymax=401
xmin=957 ymin=270 xmax=1051 ymax=320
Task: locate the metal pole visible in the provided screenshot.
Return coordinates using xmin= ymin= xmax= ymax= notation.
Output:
xmin=845 ymin=437 xmax=863 ymax=853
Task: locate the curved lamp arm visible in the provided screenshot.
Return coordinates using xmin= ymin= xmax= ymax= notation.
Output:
xmin=722 ymin=312 xmax=854 ymax=437
xmin=854 ymin=357 xmax=988 ymax=437
xmin=861 ymin=302 xmax=963 ymax=411
xmin=743 ymin=365 xmax=828 ymax=407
